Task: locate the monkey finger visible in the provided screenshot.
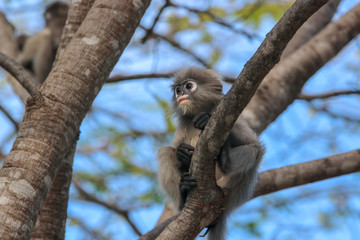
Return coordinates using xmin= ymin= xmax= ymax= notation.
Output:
xmin=178 ymin=143 xmax=195 ymax=152
xmin=193 ymin=112 xmax=211 ymax=130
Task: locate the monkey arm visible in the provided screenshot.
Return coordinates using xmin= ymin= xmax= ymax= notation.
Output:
xmin=157 ymin=146 xmax=181 ymax=208
xmin=176 ymin=143 xmax=194 ymax=172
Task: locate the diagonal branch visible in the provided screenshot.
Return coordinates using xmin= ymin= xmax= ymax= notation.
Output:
xmin=141 ymin=149 xmax=360 ymax=239
xmin=171 ymin=2 xmax=256 ymax=39
xmin=73 ymin=180 xmax=142 ymax=236
xmin=254 ymin=149 xmax=360 ymax=197
xmin=0 ymin=52 xmax=39 ymax=96
xmin=298 ymin=90 xmax=360 ymax=100
xmin=141 ymin=0 xmax=171 ymax=43
xmin=139 ymin=25 xmax=210 ymax=68
xmin=0 ymin=105 xmax=19 ymax=131
xmin=107 ymin=71 xmax=176 ymax=83
xmin=243 ymin=3 xmax=360 ymax=134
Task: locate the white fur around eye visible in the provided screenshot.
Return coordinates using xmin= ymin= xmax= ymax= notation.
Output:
xmin=185 ymin=81 xmax=197 ymax=92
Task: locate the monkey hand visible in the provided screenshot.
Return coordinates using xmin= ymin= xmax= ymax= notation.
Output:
xmin=193 ymin=112 xmax=211 ymax=130
xmin=179 ymin=172 xmax=197 ymax=209
xmin=179 ymin=173 xmax=197 ymax=194
xmin=176 ymin=143 xmax=194 ymax=172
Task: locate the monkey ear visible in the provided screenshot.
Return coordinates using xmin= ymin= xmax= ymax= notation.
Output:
xmin=45 ymin=12 xmax=52 ymax=21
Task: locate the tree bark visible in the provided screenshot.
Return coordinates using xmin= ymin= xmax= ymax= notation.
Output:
xmin=0 ymin=0 xmax=151 ymax=239
xmin=30 ymin=2 xmax=95 ymax=239
xmin=254 ymin=149 xmax=360 ymax=197
xmin=30 ymin=146 xmax=75 ymax=240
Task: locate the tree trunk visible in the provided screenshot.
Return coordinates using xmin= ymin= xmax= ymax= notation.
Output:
xmin=0 ymin=1 xmax=150 ymax=239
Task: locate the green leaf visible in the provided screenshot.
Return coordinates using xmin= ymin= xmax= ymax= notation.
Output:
xmin=209 ymin=7 xmax=227 ymax=17
xmin=233 ymin=1 xmax=294 ymax=28
xmin=210 ymin=48 xmax=222 ymax=66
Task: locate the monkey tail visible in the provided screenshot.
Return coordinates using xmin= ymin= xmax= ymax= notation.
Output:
xmin=206 ymin=214 xmax=227 ymax=240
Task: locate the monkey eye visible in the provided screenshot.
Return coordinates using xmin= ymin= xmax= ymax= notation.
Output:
xmin=185 ymin=81 xmax=197 ymax=92
xmin=175 ymin=86 xmax=181 ymax=95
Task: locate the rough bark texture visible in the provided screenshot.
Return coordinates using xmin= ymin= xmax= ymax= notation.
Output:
xmin=30 ymin=2 xmax=95 ymax=239
xmin=254 ymin=149 xmax=360 ymax=197
xmin=30 ymin=147 xmax=75 ymax=240
xmin=0 ymin=1 xmax=151 ymax=239
xmin=243 ymin=3 xmax=360 ymax=134
xmin=156 ymin=1 xmax=329 ymax=239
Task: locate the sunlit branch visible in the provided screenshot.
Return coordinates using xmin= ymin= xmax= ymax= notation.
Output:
xmin=254 ymin=149 xmax=360 ymax=197
xmin=0 ymin=52 xmax=39 ymax=96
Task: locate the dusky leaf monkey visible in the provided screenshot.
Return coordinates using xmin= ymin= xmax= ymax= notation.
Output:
xmin=157 ymin=67 xmax=264 ymax=240
xmin=16 ymin=1 xmax=68 ymax=84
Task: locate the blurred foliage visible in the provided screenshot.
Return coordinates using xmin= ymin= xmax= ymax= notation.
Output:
xmin=233 ymin=0 xmax=294 ymax=27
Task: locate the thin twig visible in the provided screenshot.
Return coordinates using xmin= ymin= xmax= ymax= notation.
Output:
xmin=72 ymin=180 xmax=142 ymax=236
xmin=0 ymin=105 xmax=19 ymax=131
xmin=0 ymin=52 xmax=39 ymax=96
xmin=141 ymin=0 xmax=172 ymax=43
xmin=172 ymin=3 xmax=256 ymax=39
xmin=107 ymin=71 xmax=175 ymax=83
xmin=139 ymin=25 xmax=210 ymax=68
xmin=298 ymin=90 xmax=360 ymax=100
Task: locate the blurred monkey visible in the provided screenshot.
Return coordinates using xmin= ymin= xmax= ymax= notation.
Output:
xmin=16 ymin=2 xmax=68 ymax=84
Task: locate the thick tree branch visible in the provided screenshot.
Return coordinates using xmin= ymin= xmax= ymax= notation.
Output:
xmin=281 ymin=0 xmax=341 ymax=58
xmin=142 ymin=149 xmax=360 ymax=239
xmin=156 ymin=1 xmax=330 ymax=239
xmin=31 ymin=2 xmax=97 ymax=239
xmin=243 ymin=3 xmax=360 ymax=134
xmin=0 ymin=0 xmax=151 ymax=238
xmin=0 ymin=52 xmax=39 ymax=96
xmin=254 ymin=149 xmax=360 ymax=197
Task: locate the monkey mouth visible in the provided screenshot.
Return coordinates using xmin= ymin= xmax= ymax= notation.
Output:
xmin=178 ymin=96 xmax=190 ymax=105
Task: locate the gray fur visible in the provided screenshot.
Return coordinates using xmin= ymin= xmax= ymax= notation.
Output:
xmin=157 ymin=68 xmax=264 ymax=240
xmin=16 ymin=2 xmax=68 ymax=84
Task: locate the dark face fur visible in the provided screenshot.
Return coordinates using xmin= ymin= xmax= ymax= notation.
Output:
xmin=172 ymin=68 xmax=224 ymax=119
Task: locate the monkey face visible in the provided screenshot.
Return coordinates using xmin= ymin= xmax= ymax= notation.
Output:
xmin=174 ymin=81 xmax=197 ymax=105
xmin=172 ymin=68 xmax=224 ymax=118
xmin=173 ymin=80 xmax=198 ymax=115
